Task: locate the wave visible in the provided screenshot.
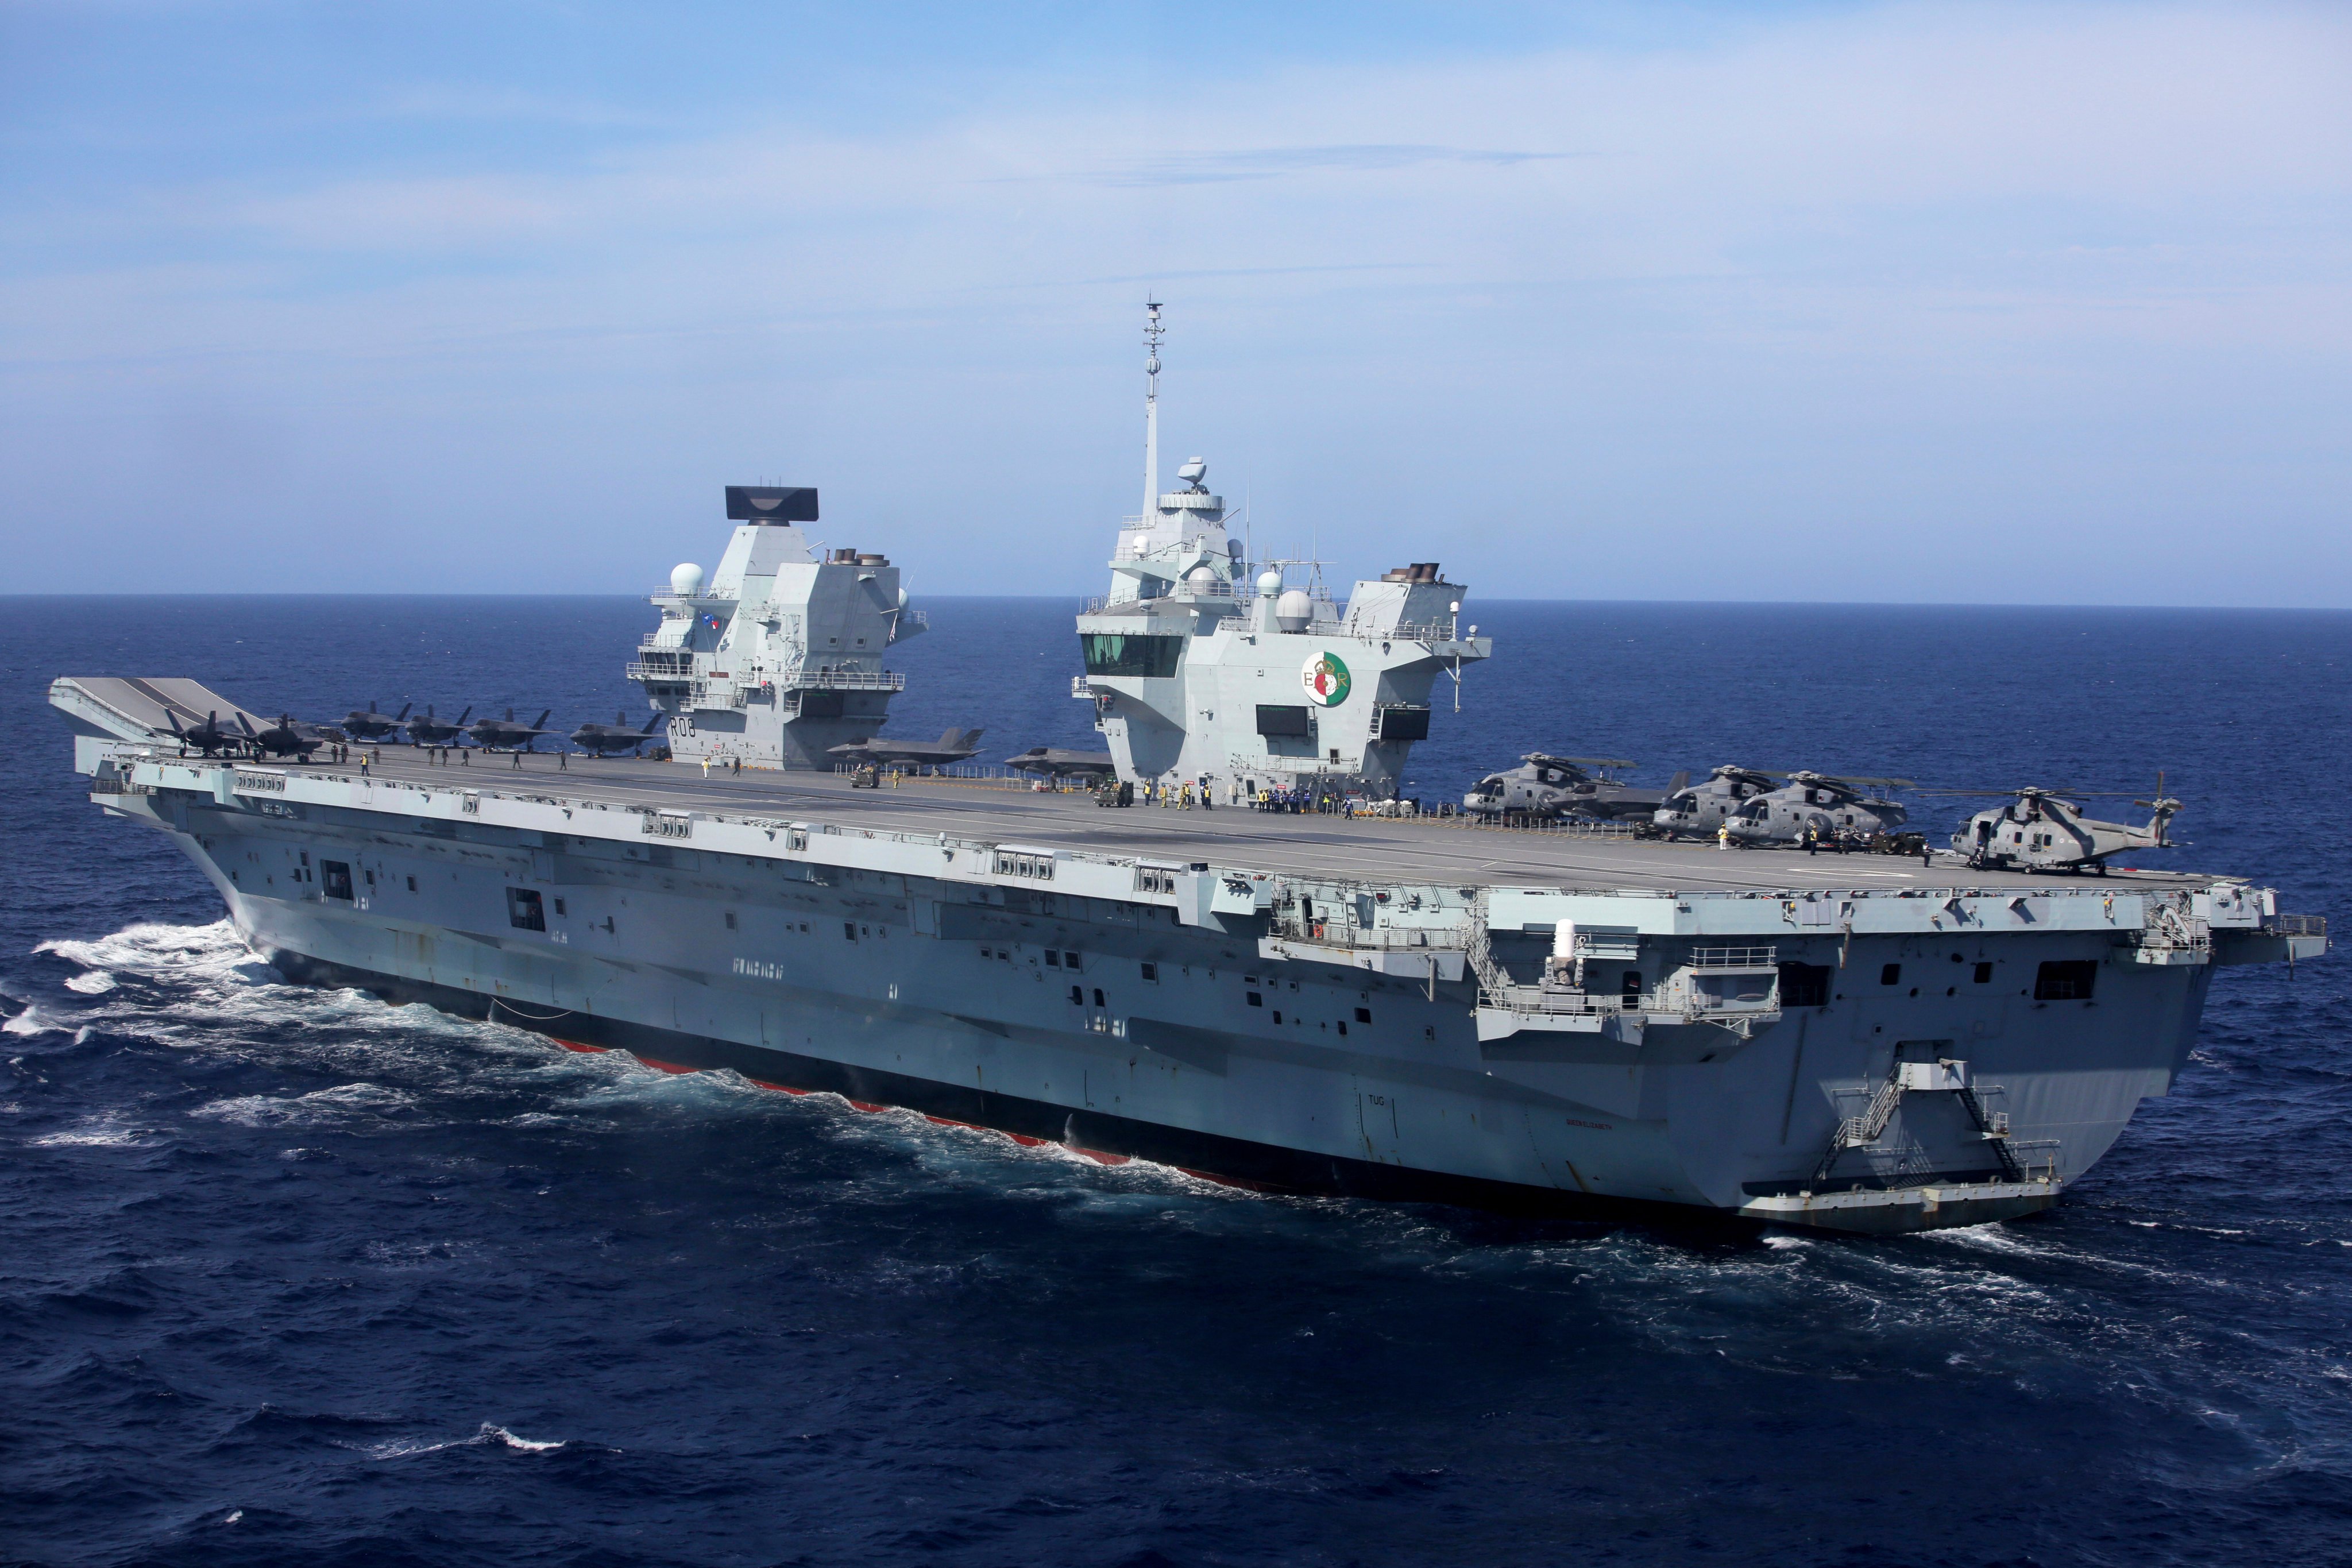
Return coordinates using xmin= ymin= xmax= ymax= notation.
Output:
xmin=357 ymin=1423 xmax=574 ymax=1461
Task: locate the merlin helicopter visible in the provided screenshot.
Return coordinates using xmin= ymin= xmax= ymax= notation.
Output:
xmin=1929 ymin=782 xmax=2183 ymax=873
xmin=1651 ymin=766 xmax=1779 ymax=839
xmin=1723 ymin=771 xmax=1918 ymax=849
xmin=340 ymin=701 xmax=411 ymax=741
xmin=569 ymin=711 xmax=668 ymax=756
xmin=1462 ymin=754 xmax=1665 ymax=822
xmin=464 ymin=709 xmax=558 ymax=751
xmin=405 ymin=705 xmax=472 ymax=747
xmin=827 ymin=728 xmax=986 ymax=771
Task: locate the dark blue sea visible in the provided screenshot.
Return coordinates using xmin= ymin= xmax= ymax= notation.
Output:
xmin=5 ymin=596 xmax=2350 ymax=1568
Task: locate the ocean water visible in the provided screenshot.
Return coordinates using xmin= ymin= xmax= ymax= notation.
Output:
xmin=3 ymin=594 xmax=2350 ymax=1567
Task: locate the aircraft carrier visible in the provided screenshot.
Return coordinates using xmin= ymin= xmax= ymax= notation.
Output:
xmin=47 ymin=315 xmax=2329 ymax=1233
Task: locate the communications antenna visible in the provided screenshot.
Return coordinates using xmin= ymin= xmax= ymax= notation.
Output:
xmin=1142 ymin=300 xmax=1164 ymax=523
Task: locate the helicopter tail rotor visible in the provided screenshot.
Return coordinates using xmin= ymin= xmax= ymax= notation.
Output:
xmin=2133 ymin=772 xmax=2183 ymax=845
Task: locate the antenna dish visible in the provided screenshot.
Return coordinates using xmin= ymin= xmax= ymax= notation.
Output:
xmin=1177 ymin=457 xmax=1207 ymax=490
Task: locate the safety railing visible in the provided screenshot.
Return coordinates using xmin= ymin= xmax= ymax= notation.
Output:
xmin=1688 ymin=945 xmax=1778 ymax=970
xmin=781 ymin=667 xmax=906 ymax=692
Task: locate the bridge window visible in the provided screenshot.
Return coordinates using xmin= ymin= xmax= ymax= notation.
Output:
xmin=2034 ymin=960 xmax=2098 ymax=1001
xmin=506 ymin=888 xmax=546 ymax=931
xmin=1081 ymin=633 xmax=1183 ymax=678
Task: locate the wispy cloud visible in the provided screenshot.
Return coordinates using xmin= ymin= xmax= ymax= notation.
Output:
xmin=1082 ymin=144 xmax=1577 ymax=186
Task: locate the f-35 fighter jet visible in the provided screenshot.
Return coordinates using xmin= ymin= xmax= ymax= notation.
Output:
xmin=826 ymin=728 xmax=985 ymax=770
xmin=569 ymin=711 xmax=668 ymax=756
xmin=465 ymin=709 xmax=557 ymax=751
xmin=341 ymin=701 xmax=411 ymax=741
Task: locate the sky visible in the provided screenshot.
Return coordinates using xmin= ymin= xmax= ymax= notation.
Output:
xmin=2 ymin=1 xmax=2347 ymax=604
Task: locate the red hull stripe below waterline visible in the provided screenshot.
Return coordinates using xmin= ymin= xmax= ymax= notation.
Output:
xmin=561 ymin=1040 xmax=1215 ymax=1179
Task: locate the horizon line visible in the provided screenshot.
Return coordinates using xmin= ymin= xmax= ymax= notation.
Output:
xmin=0 ymin=592 xmax=2346 ymax=615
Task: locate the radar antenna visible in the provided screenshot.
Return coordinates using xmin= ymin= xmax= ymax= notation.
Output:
xmin=1142 ymin=300 xmax=1164 ymax=522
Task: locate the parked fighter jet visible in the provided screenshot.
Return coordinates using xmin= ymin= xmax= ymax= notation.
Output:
xmin=569 ymin=711 xmax=668 ymax=756
xmin=406 ymin=705 xmax=472 ymax=746
xmin=826 ymin=728 xmax=985 ymax=770
xmin=341 ymin=701 xmax=411 ymax=741
xmin=240 ymin=713 xmax=326 ymax=760
xmin=1462 ymin=754 xmax=1662 ymax=822
xmin=465 ymin=709 xmax=557 ymax=751
xmin=1723 ymin=771 xmax=1915 ymax=848
xmin=166 ymin=709 xmax=245 ymax=758
xmin=1932 ymin=783 xmax=2181 ymax=873
xmin=1651 ymin=766 xmax=1777 ymax=839
xmin=1004 ymin=746 xmax=1118 ymax=780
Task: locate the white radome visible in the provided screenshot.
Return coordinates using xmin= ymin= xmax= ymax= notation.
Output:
xmin=671 ymin=562 xmax=705 ymax=597
xmin=1275 ymin=588 xmax=1313 ymax=632
xmin=1185 ymin=567 xmax=1218 ymax=596
xmin=1256 ymin=569 xmax=1284 ymax=596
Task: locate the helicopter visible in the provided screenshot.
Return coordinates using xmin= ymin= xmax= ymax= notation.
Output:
xmin=1723 ymin=771 xmax=1917 ymax=849
xmin=1928 ymin=781 xmax=2183 ymax=873
xmin=406 ymin=705 xmax=472 ymax=747
xmin=1462 ymin=754 xmax=1664 ymax=822
xmin=1651 ymin=766 xmax=1779 ymax=839
xmin=340 ymin=701 xmax=411 ymax=741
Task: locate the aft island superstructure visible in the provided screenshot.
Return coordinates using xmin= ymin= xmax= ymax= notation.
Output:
xmin=47 ymin=310 xmax=2329 ymax=1234
xmin=1075 ymin=303 xmax=1487 ymax=800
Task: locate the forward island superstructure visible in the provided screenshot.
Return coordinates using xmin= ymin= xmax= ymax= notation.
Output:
xmin=625 ymin=485 xmax=924 ymax=770
xmin=46 ymin=310 xmax=2330 ymax=1234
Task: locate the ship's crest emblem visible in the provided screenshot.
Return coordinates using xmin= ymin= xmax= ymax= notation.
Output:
xmin=1301 ymin=651 xmax=1351 ymax=706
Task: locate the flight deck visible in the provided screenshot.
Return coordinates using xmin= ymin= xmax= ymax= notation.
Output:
xmin=217 ymin=744 xmax=2202 ymax=899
